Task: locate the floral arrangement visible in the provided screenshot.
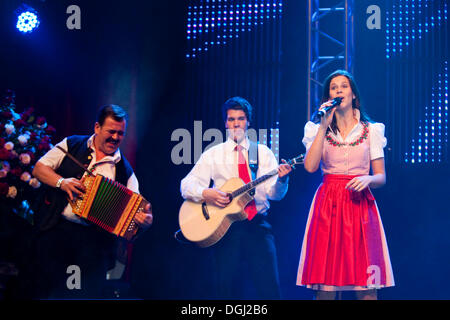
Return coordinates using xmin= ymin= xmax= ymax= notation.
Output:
xmin=0 ymin=89 xmax=56 ymax=223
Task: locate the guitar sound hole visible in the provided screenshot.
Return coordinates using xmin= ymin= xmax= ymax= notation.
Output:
xmin=201 ymin=202 xmax=210 ymax=220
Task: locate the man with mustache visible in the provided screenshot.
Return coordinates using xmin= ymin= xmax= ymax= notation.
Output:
xmin=28 ymin=104 xmax=153 ymax=299
xmin=181 ymin=96 xmax=292 ymax=299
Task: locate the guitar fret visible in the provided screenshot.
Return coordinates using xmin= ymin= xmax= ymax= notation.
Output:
xmin=230 ymin=158 xmax=304 ymax=198
xmin=232 ymin=173 xmax=274 ymax=198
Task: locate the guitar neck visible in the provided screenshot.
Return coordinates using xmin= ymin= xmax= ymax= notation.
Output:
xmin=231 ymin=169 xmax=278 ymax=198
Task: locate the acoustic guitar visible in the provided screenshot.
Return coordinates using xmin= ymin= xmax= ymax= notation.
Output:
xmin=178 ymin=154 xmax=304 ymax=247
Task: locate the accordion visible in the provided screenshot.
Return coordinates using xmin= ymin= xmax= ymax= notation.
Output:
xmin=69 ymin=174 xmax=148 ymax=241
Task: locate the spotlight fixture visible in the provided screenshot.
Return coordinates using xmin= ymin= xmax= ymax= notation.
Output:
xmin=15 ymin=4 xmax=40 ymax=34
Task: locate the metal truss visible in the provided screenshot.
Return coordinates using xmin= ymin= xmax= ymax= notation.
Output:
xmin=307 ymin=0 xmax=355 ymax=119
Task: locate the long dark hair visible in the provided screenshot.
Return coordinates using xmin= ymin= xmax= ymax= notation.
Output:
xmin=312 ymin=70 xmax=372 ymax=134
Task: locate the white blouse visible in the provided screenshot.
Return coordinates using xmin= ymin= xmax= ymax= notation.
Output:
xmin=302 ymin=121 xmax=387 ymax=160
xmin=302 ymin=121 xmax=387 ymax=176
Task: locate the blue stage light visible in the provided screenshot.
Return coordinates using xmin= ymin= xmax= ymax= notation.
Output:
xmin=386 ymin=0 xmax=447 ymax=58
xmin=16 ymin=8 xmax=40 ymax=34
xmin=405 ymin=64 xmax=448 ymax=164
xmin=186 ymin=0 xmax=283 ymax=59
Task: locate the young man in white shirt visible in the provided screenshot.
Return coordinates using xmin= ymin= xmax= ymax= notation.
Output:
xmin=181 ymin=97 xmax=292 ymax=299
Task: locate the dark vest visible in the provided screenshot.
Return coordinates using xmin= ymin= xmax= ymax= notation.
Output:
xmin=32 ymin=135 xmax=134 ymax=232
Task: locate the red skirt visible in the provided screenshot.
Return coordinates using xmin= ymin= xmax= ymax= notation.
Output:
xmin=296 ymin=174 xmax=394 ymax=291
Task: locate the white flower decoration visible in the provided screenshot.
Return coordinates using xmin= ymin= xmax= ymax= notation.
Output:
xmin=29 ymin=178 xmax=41 ymax=189
xmin=4 ymin=124 xmax=15 ymax=135
xmin=4 ymin=141 xmax=14 ymax=151
xmin=20 ymin=171 xmax=31 ymax=182
xmin=19 ymin=153 xmax=31 ymax=165
xmin=7 ymin=186 xmax=17 ymax=199
xmin=18 ymin=134 xmax=30 ymax=146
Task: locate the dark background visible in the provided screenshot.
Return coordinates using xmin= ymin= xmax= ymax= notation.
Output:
xmin=0 ymin=0 xmax=449 ymax=300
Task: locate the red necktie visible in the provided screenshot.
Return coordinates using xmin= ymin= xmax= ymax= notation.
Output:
xmin=236 ymin=145 xmax=258 ymax=221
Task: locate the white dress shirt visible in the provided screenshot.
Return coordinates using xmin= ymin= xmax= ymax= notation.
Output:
xmin=37 ymin=134 xmax=139 ymax=224
xmin=180 ymin=136 xmax=288 ymax=215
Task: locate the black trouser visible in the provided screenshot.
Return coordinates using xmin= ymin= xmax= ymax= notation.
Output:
xmin=211 ymin=215 xmax=281 ymax=300
xmin=29 ymin=218 xmax=117 ymax=299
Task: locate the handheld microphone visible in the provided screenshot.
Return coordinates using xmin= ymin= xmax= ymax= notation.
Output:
xmin=318 ymin=97 xmax=343 ymax=117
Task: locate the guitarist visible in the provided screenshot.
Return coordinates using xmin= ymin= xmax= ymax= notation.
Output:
xmin=180 ymin=96 xmax=292 ymax=299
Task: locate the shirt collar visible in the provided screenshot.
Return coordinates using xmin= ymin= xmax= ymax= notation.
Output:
xmin=328 ymin=122 xmax=363 ymax=141
xmin=225 ymin=135 xmax=250 ymax=152
xmin=327 ymin=109 xmax=362 ymax=141
xmin=87 ymin=134 xmax=122 ymax=163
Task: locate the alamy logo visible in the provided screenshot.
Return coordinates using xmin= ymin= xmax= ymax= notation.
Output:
xmin=66 ymin=5 xmax=81 ymax=30
xmin=66 ymin=265 xmax=81 ymax=290
xmin=171 ymin=121 xmax=279 ymax=165
xmin=367 ymin=5 xmax=381 ymax=30
xmin=366 ymin=265 xmax=381 ymax=288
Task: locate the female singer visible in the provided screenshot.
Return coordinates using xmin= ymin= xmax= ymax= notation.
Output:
xmin=296 ymin=70 xmax=394 ymax=300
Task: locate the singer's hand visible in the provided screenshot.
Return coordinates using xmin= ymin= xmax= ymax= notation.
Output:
xmin=345 ymin=175 xmax=373 ymax=192
xmin=318 ymin=100 xmax=336 ymax=129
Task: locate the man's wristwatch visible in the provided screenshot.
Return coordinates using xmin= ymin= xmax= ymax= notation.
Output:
xmin=56 ymin=177 xmax=64 ymax=188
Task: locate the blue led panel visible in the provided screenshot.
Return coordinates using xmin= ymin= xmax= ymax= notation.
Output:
xmin=186 ymin=0 xmax=283 ymax=59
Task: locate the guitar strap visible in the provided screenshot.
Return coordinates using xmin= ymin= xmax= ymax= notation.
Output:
xmin=248 ymin=140 xmax=259 ymax=181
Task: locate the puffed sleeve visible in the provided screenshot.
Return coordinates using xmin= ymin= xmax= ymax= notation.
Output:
xmin=302 ymin=121 xmax=320 ymax=151
xmin=369 ymin=122 xmax=387 ymax=160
